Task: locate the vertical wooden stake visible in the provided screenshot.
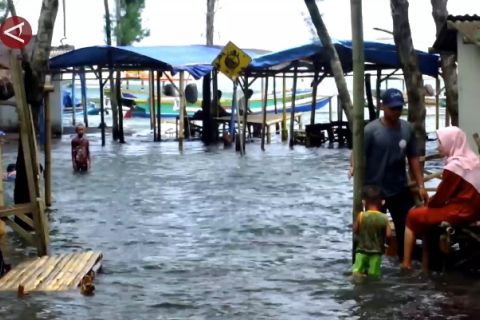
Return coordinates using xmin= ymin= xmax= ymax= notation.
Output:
xmin=242 ymin=77 xmax=249 ymax=153
xmin=310 ymin=71 xmax=319 ymax=125
xmin=179 ymin=71 xmax=185 ymax=150
xmin=44 ymin=91 xmax=52 ymax=207
xmin=281 ymin=73 xmax=288 ymax=141
xmin=261 ymin=76 xmax=269 ymax=151
xmin=289 ymin=65 xmax=298 ymax=149
xmin=156 ymin=71 xmax=162 ymax=141
xmin=149 ymin=70 xmax=155 ymax=133
xmin=99 ymin=70 xmax=106 ymax=146
xmin=236 ymin=80 xmax=244 ymax=156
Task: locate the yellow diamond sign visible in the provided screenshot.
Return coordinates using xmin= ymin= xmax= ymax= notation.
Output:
xmin=212 ymin=41 xmax=252 ymax=81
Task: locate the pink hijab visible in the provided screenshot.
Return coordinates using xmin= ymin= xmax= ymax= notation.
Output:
xmin=437 ymin=126 xmax=480 ymax=193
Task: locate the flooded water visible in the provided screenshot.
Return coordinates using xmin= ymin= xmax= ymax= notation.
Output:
xmin=1 ymin=115 xmax=480 ymax=319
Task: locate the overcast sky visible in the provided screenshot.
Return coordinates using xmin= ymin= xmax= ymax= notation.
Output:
xmin=11 ymin=0 xmax=480 ymax=52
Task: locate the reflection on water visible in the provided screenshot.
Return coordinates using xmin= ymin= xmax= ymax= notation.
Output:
xmin=0 ymin=116 xmax=479 ymax=319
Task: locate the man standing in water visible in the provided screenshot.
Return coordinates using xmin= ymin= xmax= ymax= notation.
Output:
xmin=71 ymin=123 xmax=90 ymax=172
xmin=350 ymin=88 xmax=428 ymax=260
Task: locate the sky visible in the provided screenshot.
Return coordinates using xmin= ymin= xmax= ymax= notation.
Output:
xmin=11 ymin=0 xmax=480 ymax=52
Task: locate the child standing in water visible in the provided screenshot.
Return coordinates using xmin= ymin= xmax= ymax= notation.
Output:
xmin=352 ymin=185 xmax=392 ymax=279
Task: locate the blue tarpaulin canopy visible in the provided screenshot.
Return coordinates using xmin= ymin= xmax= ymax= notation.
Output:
xmin=49 ymin=45 xmax=266 ymax=79
xmin=248 ymin=40 xmax=440 ymax=77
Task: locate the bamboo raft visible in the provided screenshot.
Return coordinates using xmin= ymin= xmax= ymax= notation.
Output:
xmin=0 ymin=251 xmax=102 ymax=292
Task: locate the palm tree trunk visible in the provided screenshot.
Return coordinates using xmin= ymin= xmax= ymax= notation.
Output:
xmin=304 ymin=0 xmax=353 ymax=129
xmin=431 ymin=0 xmax=458 ymax=126
xmin=390 ymin=0 xmax=426 ymax=156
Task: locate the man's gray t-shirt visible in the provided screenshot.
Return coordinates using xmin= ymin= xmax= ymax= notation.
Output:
xmin=364 ymin=118 xmax=418 ymax=197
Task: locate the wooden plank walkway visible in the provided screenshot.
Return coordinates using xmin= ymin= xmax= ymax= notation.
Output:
xmin=0 ymin=251 xmax=102 ymax=292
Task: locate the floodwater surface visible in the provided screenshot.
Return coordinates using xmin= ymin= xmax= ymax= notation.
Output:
xmin=0 ymin=117 xmax=479 ymax=319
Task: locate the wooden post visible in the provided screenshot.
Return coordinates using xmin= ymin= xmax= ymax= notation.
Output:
xmin=80 ymin=69 xmax=88 ymax=127
xmin=375 ymin=68 xmax=381 ymax=118
xmin=445 ymin=107 xmax=450 ymax=127
xmin=156 ymin=71 xmax=162 ymax=141
xmin=351 ymin=0 xmax=365 ymax=260
xmin=116 ymin=70 xmax=125 ymax=143
xmin=44 ymin=85 xmax=53 ymax=208
xmin=310 ymin=71 xmax=319 ymax=125
xmin=99 ymin=70 xmax=106 ymax=146
xmin=10 ymin=52 xmax=48 ymax=256
xmin=328 ymin=97 xmax=333 ymax=123
xmin=435 ymin=76 xmax=440 ymax=130
xmin=71 ymin=71 xmax=76 ymax=126
xmin=149 ymin=70 xmax=155 ymax=133
xmin=289 ymin=66 xmax=298 ymax=148
xmin=241 ymin=76 xmax=249 ymax=151
xmin=236 ymin=80 xmax=244 ymax=155
xmin=178 ymin=71 xmax=185 ymax=150
xmin=261 ymin=76 xmax=269 ymax=151
xmin=281 ymin=73 xmax=288 ymax=141
xmin=273 ymin=75 xmax=279 ymax=133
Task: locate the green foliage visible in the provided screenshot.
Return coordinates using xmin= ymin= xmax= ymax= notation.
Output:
xmin=115 ymin=0 xmax=150 ymax=46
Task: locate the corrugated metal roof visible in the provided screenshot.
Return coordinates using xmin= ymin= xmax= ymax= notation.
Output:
xmin=432 ymin=14 xmax=480 ymax=53
xmin=447 ymin=14 xmax=480 ymax=22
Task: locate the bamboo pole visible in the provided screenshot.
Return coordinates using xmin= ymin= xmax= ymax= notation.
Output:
xmin=435 ymin=76 xmax=440 ymax=130
xmin=351 ymin=0 xmax=365 ymax=260
xmin=310 ymin=71 xmax=319 ymax=125
xmin=281 ymin=73 xmax=288 ymax=141
xmin=178 ymin=71 xmax=185 ymax=150
xmin=99 ymin=70 xmax=106 ymax=146
xmin=289 ymin=65 xmax=298 ymax=149
xmin=44 ymin=89 xmax=52 ymax=207
xmin=156 ymin=71 xmax=162 ymax=141
xmin=261 ymin=76 xmax=269 ymax=151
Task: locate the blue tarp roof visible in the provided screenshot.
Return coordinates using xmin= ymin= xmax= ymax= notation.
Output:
xmin=49 ymin=45 xmax=265 ymax=79
xmin=49 ymin=41 xmax=440 ymax=79
xmin=249 ymin=40 xmax=440 ymax=77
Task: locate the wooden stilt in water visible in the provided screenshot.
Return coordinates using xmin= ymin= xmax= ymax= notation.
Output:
xmin=289 ymin=65 xmax=298 ymax=149
xmin=80 ymin=68 xmax=89 ymax=128
xmin=310 ymin=71 xmax=319 ymax=126
xmin=235 ymin=81 xmax=244 ymax=155
xmin=281 ymin=73 xmax=288 ymax=142
xmin=261 ymin=76 xmax=269 ymax=151
xmin=149 ymin=70 xmax=155 ymax=133
xmin=156 ymin=71 xmax=162 ymax=141
xmin=71 ymin=71 xmax=76 ymax=126
xmin=99 ymin=70 xmax=106 ymax=146
xmin=178 ymin=71 xmax=185 ymax=150
xmin=9 ymin=51 xmax=48 ymax=256
xmin=241 ymin=77 xmax=249 ymax=153
xmin=44 ymin=80 xmax=54 ymax=208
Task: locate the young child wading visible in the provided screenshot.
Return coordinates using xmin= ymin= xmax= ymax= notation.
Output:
xmin=352 ymin=185 xmax=392 ymax=278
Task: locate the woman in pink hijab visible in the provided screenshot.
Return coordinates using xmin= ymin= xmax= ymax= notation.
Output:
xmin=402 ymin=126 xmax=480 ymax=271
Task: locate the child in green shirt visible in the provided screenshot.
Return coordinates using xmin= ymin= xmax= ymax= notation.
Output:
xmin=352 ymin=185 xmax=392 ymax=278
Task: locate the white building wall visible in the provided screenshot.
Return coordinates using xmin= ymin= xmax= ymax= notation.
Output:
xmin=457 ymin=35 xmax=480 ymax=152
